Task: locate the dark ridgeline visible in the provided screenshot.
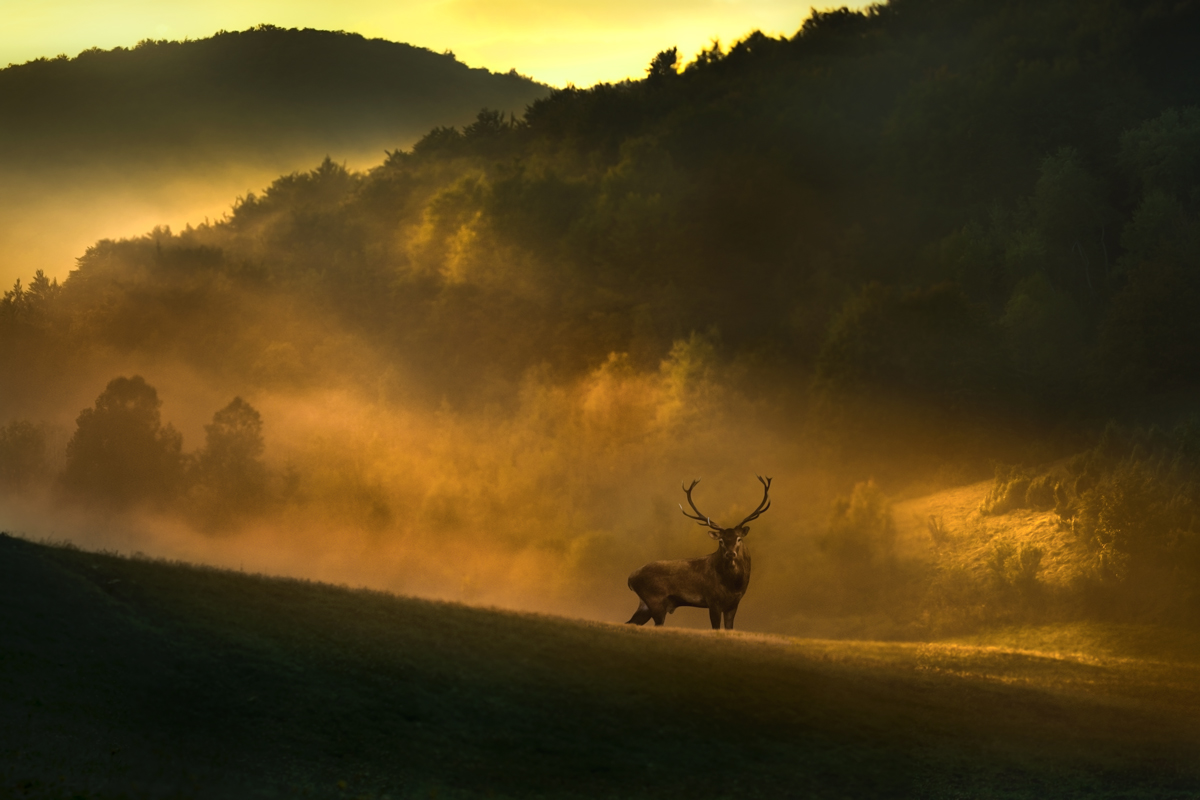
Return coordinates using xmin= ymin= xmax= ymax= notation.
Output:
xmin=627 ymin=477 xmax=770 ymax=630
xmin=0 ymin=25 xmax=548 ymax=167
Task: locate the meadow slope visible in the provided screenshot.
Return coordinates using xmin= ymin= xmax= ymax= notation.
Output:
xmin=4 ymin=533 xmax=1200 ymax=799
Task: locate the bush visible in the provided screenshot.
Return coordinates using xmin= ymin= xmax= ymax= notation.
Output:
xmin=981 ymin=465 xmax=1059 ymax=515
xmin=820 ymin=480 xmax=905 ymax=611
xmin=988 ymin=540 xmax=1044 ymax=596
xmin=926 ymin=514 xmax=950 ymax=546
xmin=823 ymin=480 xmax=896 ymax=569
xmin=0 ymin=420 xmax=48 ymax=489
xmin=1055 ymin=422 xmax=1200 ymax=610
xmin=980 ymin=465 xmax=1031 ymax=515
xmin=1024 ymin=474 xmax=1057 ymax=511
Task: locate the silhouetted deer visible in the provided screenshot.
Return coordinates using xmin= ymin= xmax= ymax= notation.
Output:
xmin=626 ymin=475 xmax=771 ymax=630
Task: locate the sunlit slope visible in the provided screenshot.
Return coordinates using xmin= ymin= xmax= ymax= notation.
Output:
xmin=3 ymin=534 xmax=1199 ymax=799
xmin=0 ymin=26 xmax=547 ymax=287
xmin=894 ymin=478 xmax=1084 ymax=589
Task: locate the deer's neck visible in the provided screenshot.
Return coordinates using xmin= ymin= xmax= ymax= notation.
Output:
xmin=712 ymin=548 xmax=750 ymax=589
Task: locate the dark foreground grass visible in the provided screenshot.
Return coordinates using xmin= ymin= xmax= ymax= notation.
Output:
xmin=3 ymin=533 xmax=1200 ymax=799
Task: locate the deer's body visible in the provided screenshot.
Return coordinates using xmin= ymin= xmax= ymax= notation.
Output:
xmin=627 ymin=546 xmax=751 ymax=629
xmin=626 ymin=476 xmax=770 ymax=630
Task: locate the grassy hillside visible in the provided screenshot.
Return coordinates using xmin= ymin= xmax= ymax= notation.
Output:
xmin=4 ymin=532 xmax=1200 ymax=799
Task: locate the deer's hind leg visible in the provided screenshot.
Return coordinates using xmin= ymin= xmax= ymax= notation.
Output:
xmin=627 ymin=600 xmax=654 ymax=625
xmin=708 ymin=608 xmax=722 ymax=630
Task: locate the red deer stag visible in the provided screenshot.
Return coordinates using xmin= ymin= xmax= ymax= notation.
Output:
xmin=626 ymin=475 xmax=771 ymax=630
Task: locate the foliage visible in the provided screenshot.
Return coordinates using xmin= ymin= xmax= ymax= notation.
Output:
xmin=817 ymin=282 xmax=1000 ymax=414
xmin=821 ymin=481 xmax=904 ymax=612
xmin=987 ymin=540 xmax=1045 ymax=597
xmin=1054 ymin=423 xmax=1200 ymax=613
xmin=981 ymin=463 xmax=1061 ymax=517
xmin=188 ymin=397 xmax=269 ymax=527
xmin=824 ymin=480 xmax=897 ymax=568
xmin=925 ymin=514 xmax=949 ymax=546
xmin=60 ymin=376 xmax=184 ymax=508
xmin=0 ymin=420 xmax=48 ymax=489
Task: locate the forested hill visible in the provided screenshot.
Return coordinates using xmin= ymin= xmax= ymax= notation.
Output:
xmin=13 ymin=0 xmax=1198 ymax=421
xmin=6 ymin=0 xmax=1200 ymax=632
xmin=0 ymin=25 xmax=547 ymax=167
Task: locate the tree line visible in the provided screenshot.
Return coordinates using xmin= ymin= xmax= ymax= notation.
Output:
xmin=2 ymin=376 xmax=269 ymax=530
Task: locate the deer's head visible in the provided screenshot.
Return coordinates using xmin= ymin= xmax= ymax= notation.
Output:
xmin=679 ymin=476 xmax=772 ymax=564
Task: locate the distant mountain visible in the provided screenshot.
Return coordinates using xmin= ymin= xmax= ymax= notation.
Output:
xmin=0 ymin=25 xmax=549 ymax=285
xmin=0 ymin=25 xmax=548 ymax=168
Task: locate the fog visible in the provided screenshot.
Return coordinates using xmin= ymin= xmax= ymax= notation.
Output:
xmin=12 ymin=8 xmax=1195 ymax=636
xmin=0 ymin=144 xmax=1023 ymax=638
xmin=0 ymin=312 xmax=848 ymax=632
xmin=0 ymin=146 xmax=397 ymax=289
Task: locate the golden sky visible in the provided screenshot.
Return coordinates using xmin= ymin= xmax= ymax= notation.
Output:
xmin=0 ymin=0 xmax=863 ymax=87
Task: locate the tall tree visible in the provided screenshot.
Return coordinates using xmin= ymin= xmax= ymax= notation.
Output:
xmin=61 ymin=376 xmax=182 ymax=508
xmin=190 ymin=397 xmax=269 ymax=526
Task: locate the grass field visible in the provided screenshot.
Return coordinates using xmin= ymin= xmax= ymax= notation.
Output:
xmin=4 ymin=532 xmax=1200 ymax=799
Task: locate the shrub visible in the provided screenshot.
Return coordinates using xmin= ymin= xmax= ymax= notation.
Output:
xmin=1024 ymin=474 xmax=1057 ymax=511
xmin=926 ymin=514 xmax=950 ymax=546
xmin=820 ymin=480 xmax=901 ymax=610
xmin=987 ymin=540 xmax=1044 ymax=596
xmin=980 ymin=465 xmax=1032 ymax=515
xmin=0 ymin=420 xmax=48 ymax=489
xmin=823 ymin=480 xmax=896 ymax=569
xmin=1056 ymin=421 xmax=1200 ymax=606
xmin=981 ymin=464 xmax=1060 ymax=515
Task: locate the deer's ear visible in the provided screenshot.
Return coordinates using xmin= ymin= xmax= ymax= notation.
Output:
xmin=708 ymin=529 xmax=720 ymax=540
xmin=740 ymin=526 xmax=751 ymax=536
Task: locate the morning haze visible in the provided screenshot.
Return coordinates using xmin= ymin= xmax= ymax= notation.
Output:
xmin=4 ymin=1 xmax=1200 ymax=796
xmin=0 ymin=26 xmax=547 ymax=288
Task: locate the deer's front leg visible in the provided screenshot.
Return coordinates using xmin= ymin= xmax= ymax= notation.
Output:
xmin=708 ymin=607 xmax=722 ymax=630
xmin=723 ymin=605 xmax=738 ymax=630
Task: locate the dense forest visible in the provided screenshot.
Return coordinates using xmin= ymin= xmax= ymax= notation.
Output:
xmin=4 ymin=0 xmax=1200 ymax=633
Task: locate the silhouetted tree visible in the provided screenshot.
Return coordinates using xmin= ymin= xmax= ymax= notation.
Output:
xmin=189 ymin=397 xmax=268 ymax=526
xmin=646 ymin=48 xmax=679 ymax=81
xmin=0 ymin=420 xmax=48 ymax=490
xmin=60 ymin=376 xmax=182 ymax=508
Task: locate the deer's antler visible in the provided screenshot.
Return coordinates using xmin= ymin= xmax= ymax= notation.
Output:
xmin=679 ymin=479 xmax=723 ymax=530
xmin=736 ymin=475 xmax=772 ymax=527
